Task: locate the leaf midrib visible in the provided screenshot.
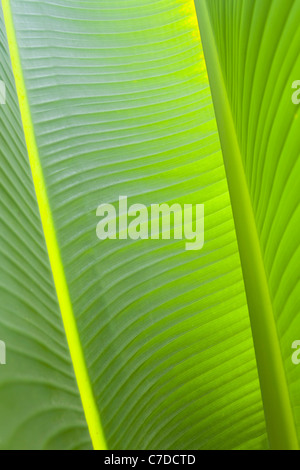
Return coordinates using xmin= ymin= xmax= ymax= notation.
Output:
xmin=193 ymin=0 xmax=299 ymax=450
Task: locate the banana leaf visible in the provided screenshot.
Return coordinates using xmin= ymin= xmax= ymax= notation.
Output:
xmin=0 ymin=0 xmax=299 ymax=450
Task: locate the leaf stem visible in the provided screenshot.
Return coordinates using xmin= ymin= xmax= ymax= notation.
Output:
xmin=193 ymin=0 xmax=299 ymax=450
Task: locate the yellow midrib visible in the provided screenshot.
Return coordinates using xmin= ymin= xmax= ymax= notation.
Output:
xmin=2 ymin=0 xmax=107 ymax=450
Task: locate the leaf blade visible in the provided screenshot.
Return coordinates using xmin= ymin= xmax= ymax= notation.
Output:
xmin=0 ymin=3 xmax=92 ymax=450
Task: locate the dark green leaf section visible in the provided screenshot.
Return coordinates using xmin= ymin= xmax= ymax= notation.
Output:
xmin=0 ymin=5 xmax=91 ymax=450
xmin=8 ymin=0 xmax=267 ymax=449
xmin=201 ymin=0 xmax=300 ymax=445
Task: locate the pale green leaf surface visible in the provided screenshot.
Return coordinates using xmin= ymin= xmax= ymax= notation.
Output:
xmin=0 ymin=7 xmax=91 ymax=450
xmin=0 ymin=0 xmax=268 ymax=450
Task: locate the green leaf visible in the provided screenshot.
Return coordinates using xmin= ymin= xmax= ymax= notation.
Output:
xmin=0 ymin=5 xmax=91 ymax=450
xmin=194 ymin=0 xmax=300 ymax=450
xmin=0 ymin=0 xmax=298 ymax=451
